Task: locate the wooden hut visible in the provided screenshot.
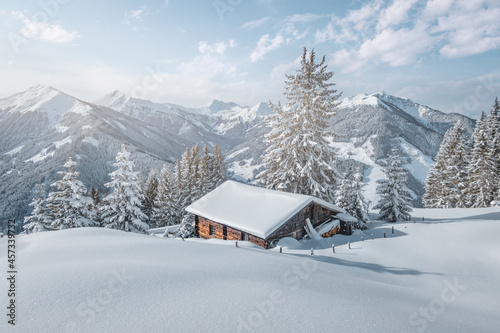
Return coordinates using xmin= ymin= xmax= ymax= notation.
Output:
xmin=186 ymin=180 xmax=354 ymax=249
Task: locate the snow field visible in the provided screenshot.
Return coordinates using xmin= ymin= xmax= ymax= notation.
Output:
xmin=1 ymin=207 xmax=499 ymax=333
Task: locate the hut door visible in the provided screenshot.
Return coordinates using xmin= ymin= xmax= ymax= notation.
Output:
xmin=223 ymin=226 xmax=227 ymax=240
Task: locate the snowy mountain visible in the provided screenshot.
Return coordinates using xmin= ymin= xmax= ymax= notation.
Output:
xmin=0 ymin=86 xmax=475 ymax=222
xmin=225 ymin=92 xmax=476 ymax=206
xmin=0 ymin=87 xmax=270 ymax=222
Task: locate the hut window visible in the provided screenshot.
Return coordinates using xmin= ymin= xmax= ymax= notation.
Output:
xmin=209 ymin=225 xmax=215 ymax=236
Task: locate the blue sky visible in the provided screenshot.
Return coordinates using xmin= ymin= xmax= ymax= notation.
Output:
xmin=1 ymin=0 xmax=499 ymax=118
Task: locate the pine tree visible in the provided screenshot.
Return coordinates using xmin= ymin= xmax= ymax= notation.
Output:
xmin=212 ymin=144 xmax=226 ymax=188
xmin=442 ymin=122 xmax=469 ymax=208
xmin=101 ymin=144 xmax=149 ymax=233
xmin=155 ymin=164 xmax=178 ymax=227
xmin=90 ymin=186 xmax=101 ymax=207
xmin=89 ymin=186 xmax=102 ymax=224
xmin=335 ymin=174 xmax=353 ymax=212
xmin=202 ymin=144 xmax=214 ymax=192
xmin=487 ymin=98 xmax=500 ymax=200
xmin=350 ymin=165 xmax=370 ymax=226
xmin=46 ymin=157 xmax=95 ymax=230
xmin=24 ymin=184 xmax=52 ymax=232
xmin=423 ymin=122 xmax=468 ymax=208
xmin=258 ymin=48 xmax=342 ymax=202
xmin=374 ymin=149 xmax=413 ymax=222
xmin=467 ymin=112 xmax=496 ymax=207
xmin=142 ymin=168 xmax=159 ymax=223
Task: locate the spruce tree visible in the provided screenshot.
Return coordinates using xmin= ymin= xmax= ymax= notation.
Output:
xmin=423 ymin=122 xmax=468 ymax=208
xmin=89 ymin=186 xmax=102 ymax=224
xmin=258 ymin=48 xmax=341 ymax=202
xmin=101 ymin=144 xmax=149 ymax=233
xmin=155 ymin=164 xmax=178 ymax=227
xmin=467 ymin=113 xmax=496 ymax=207
xmin=24 ymin=184 xmax=52 ymax=232
xmin=350 ymin=165 xmax=370 ymax=226
xmin=213 ymin=144 xmax=227 ymax=187
xmin=374 ymin=149 xmax=413 ymax=222
xmin=487 ymin=98 xmax=500 ymax=200
xmin=442 ymin=122 xmax=469 ymax=208
xmin=46 ymin=157 xmax=95 ymax=230
xmin=142 ymin=169 xmax=159 ymax=223
xmin=335 ymin=174 xmax=353 ymax=212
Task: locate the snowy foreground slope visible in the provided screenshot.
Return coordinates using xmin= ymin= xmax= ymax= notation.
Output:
xmin=1 ymin=208 xmax=499 ymax=333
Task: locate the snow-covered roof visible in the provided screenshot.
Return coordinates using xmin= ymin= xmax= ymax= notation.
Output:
xmin=185 ymin=180 xmax=345 ymax=239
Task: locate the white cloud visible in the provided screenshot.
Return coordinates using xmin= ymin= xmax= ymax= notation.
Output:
xmin=125 ymin=6 xmax=149 ymax=21
xmin=241 ymin=17 xmax=270 ymax=30
xmin=433 ymin=2 xmax=500 ymax=58
xmin=377 ymin=0 xmax=419 ymax=31
xmin=250 ymin=34 xmax=285 ymax=62
xmin=11 ymin=11 xmax=79 ymax=43
xmin=198 ymin=40 xmax=236 ymax=55
xmin=320 ymin=0 xmax=500 ymax=72
xmin=123 ymin=5 xmax=149 ymax=30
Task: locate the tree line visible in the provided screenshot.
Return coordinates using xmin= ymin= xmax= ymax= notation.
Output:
xmin=424 ymin=98 xmax=500 ymax=208
xmin=24 ymin=143 xmax=227 ymax=234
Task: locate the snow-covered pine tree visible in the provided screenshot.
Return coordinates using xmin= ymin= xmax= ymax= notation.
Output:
xmin=212 ymin=144 xmax=226 ymax=188
xmin=423 ymin=122 xmax=467 ymax=208
xmin=142 ymin=168 xmax=159 ymax=224
xmin=442 ymin=122 xmax=469 ymax=208
xmin=175 ymin=159 xmax=184 ymax=224
xmin=197 ymin=154 xmax=209 ymax=200
xmin=101 ymin=144 xmax=149 ymax=233
xmin=45 ymin=157 xmax=95 ymax=230
xmin=177 ymin=212 xmax=195 ymax=238
xmin=335 ymin=174 xmax=353 ymax=213
xmin=202 ymin=144 xmax=215 ymax=192
xmin=374 ymin=149 xmax=413 ymax=222
xmin=350 ymin=165 xmax=370 ymax=226
xmin=258 ymin=48 xmax=342 ymax=202
xmin=487 ymin=98 xmax=500 ymax=199
xmin=190 ymin=145 xmax=202 ymax=201
xmin=154 ymin=164 xmax=178 ymax=227
xmin=24 ymin=184 xmax=52 ymax=232
xmin=467 ymin=112 xmax=496 ymax=207
xmin=88 ymin=186 xmax=102 ymax=225
xmin=90 ymin=186 xmax=101 ymax=207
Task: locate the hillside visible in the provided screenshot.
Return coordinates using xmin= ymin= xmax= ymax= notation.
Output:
xmin=1 ymin=207 xmax=499 ymax=332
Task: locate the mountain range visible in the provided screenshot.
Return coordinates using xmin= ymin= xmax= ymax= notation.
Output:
xmin=0 ymin=85 xmax=475 ymax=222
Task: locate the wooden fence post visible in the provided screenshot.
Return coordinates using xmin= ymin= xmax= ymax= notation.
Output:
xmin=236 ymin=240 xmax=238 ymax=247
xmin=280 ymin=246 xmax=282 ymax=253
xmin=392 ymin=226 xmax=394 ymax=234
xmin=348 ymin=242 xmax=351 ymax=249
xmin=384 ymin=232 xmax=386 ymax=238
xmin=311 ymin=248 xmax=314 ymax=256
xmin=332 ymin=244 xmax=335 ymax=253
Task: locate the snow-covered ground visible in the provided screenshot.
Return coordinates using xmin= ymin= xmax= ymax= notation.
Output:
xmin=1 ymin=207 xmax=499 ymax=333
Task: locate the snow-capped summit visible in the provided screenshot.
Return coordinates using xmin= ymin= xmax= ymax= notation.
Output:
xmin=205 ymin=99 xmax=240 ymax=115
xmin=93 ymin=90 xmax=131 ymax=110
xmin=0 ymin=85 xmax=91 ymax=124
xmin=341 ymin=93 xmax=382 ymax=108
xmin=94 ymin=90 xmax=181 ymax=119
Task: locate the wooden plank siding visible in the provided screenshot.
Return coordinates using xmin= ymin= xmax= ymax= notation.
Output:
xmin=265 ymin=203 xmax=337 ymax=244
xmin=194 ymin=202 xmax=339 ymax=249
